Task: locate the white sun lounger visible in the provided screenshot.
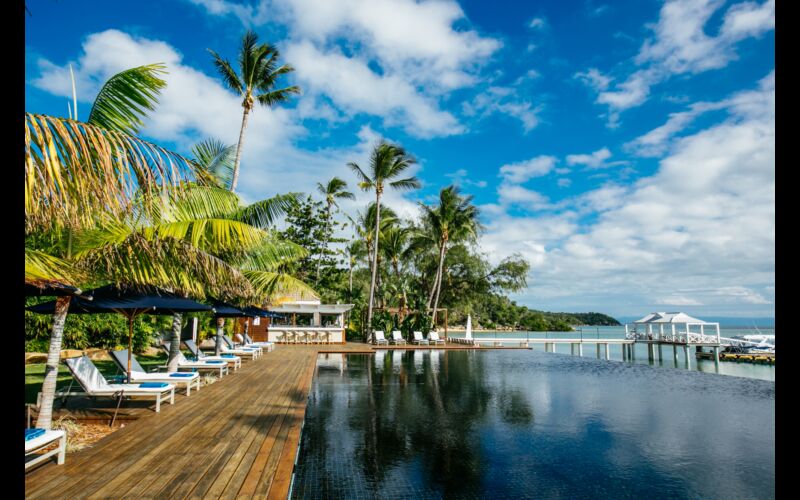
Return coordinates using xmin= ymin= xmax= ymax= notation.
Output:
xmin=242 ymin=333 xmax=276 ymax=352
xmin=109 ymin=349 xmax=201 ymax=396
xmin=162 ymin=342 xmax=231 ymax=377
xmin=54 ymin=356 xmax=175 ymax=413
xmin=25 ymin=429 xmax=66 ymax=470
xmin=374 ymin=331 xmax=389 ymax=345
xmin=183 ymin=340 xmax=242 ymax=371
xmin=412 ymin=331 xmax=429 ymax=345
xmin=221 ymin=336 xmax=262 ymax=359
xmin=224 ymin=334 xmax=263 ymax=355
xmin=391 ymin=331 xmax=407 ymax=345
xmin=427 ymin=331 xmax=446 ymax=346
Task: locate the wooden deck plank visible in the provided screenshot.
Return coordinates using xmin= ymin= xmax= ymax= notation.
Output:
xmin=24 ymin=343 xmax=385 ymax=499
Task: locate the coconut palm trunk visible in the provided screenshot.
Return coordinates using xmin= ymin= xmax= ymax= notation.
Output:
xmin=167 ymin=313 xmax=183 ymax=372
xmin=36 ymin=295 xmax=70 ymax=429
xmin=431 ymin=241 xmax=447 ymax=321
xmin=366 ymin=193 xmax=381 ymax=343
xmin=230 ymin=107 xmax=251 ymax=192
xmin=215 ymin=317 xmax=225 ymax=355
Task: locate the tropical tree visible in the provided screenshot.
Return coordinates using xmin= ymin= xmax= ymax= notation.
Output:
xmin=25 ymin=63 xmax=188 ymax=430
xmin=209 ymin=30 xmax=300 ymax=192
xmin=381 ymin=226 xmax=411 ymax=314
xmin=315 ymin=177 xmax=354 ymax=283
xmin=419 ymin=185 xmax=481 ymax=321
xmin=348 ymin=142 xmax=420 ymax=341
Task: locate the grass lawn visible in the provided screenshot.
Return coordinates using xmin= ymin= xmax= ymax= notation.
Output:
xmin=25 ymin=353 xmax=169 ymax=404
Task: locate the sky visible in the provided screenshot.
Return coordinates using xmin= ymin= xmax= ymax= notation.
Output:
xmin=24 ymin=0 xmax=775 ymax=318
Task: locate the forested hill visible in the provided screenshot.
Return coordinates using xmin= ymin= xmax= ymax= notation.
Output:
xmin=535 ymin=311 xmax=621 ymax=327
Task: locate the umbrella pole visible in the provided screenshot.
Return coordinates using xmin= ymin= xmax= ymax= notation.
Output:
xmin=128 ymin=315 xmax=134 ymax=383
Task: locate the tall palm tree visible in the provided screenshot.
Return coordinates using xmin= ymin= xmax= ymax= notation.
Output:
xmin=381 ymin=227 xmax=411 ymax=315
xmin=348 ymin=141 xmax=420 ymax=341
xmin=419 ymin=185 xmax=481 ymax=321
xmin=314 ymin=177 xmax=354 ymax=283
xmin=209 ymin=30 xmax=300 ymax=192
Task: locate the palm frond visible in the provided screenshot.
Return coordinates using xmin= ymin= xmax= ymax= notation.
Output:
xmin=25 ymin=113 xmax=198 ymax=233
xmin=389 ymin=176 xmax=421 ymax=191
xmin=243 ymin=270 xmax=318 ymax=302
xmin=191 ymin=139 xmax=236 ymax=189
xmin=255 ymin=85 xmax=301 ymax=107
xmin=87 ymin=63 xmax=167 ymax=135
xmin=25 ymin=249 xmax=85 ymax=286
xmin=208 ymin=49 xmax=243 ymax=95
xmin=347 ymin=162 xmax=373 ymax=189
xmin=230 ymin=193 xmax=301 ymax=229
xmin=77 ymin=233 xmax=254 ymax=299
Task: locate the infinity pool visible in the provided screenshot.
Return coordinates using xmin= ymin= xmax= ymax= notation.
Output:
xmin=290 ymin=350 xmax=774 ymax=499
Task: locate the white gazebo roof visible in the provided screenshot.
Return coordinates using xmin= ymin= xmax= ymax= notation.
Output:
xmin=634 ymin=312 xmax=716 ymax=325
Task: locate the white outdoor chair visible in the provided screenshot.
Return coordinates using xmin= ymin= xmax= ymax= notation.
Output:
xmin=374 ymin=331 xmax=389 ymax=345
xmin=54 ymin=356 xmax=175 ymax=413
xmin=243 ymin=333 xmax=276 ymax=352
xmin=412 ymin=331 xmax=429 ymax=345
xmin=110 ymin=349 xmax=201 ymax=396
xmin=25 ymin=429 xmax=66 ymax=470
xmin=427 ymin=331 xmax=446 ymax=346
xmin=183 ymin=340 xmax=242 ymax=371
xmin=391 ymin=330 xmax=407 ymax=345
xmin=161 ymin=342 xmax=231 ymax=377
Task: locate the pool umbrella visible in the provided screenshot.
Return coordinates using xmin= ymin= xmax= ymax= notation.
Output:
xmin=28 ymin=284 xmax=214 ymax=382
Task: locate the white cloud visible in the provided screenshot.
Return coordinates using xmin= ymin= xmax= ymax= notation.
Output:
xmin=655 ymin=295 xmax=703 ymax=306
xmin=574 ymin=68 xmax=612 ymax=92
xmin=498 ymin=155 xmax=558 ymax=183
xmin=566 ymin=147 xmax=612 ymax=169
xmin=497 ymin=184 xmax=551 ymax=209
xmin=463 ymin=86 xmax=542 ymax=133
xmin=482 ymin=76 xmax=774 ymax=316
xmin=285 ymin=41 xmax=463 ymax=138
xmin=626 ymin=70 xmax=774 ymax=156
xmin=528 ymin=17 xmax=546 ymax=29
xmin=577 ymin=0 xmax=774 ymax=123
xmin=557 ymin=178 xmax=572 ymax=188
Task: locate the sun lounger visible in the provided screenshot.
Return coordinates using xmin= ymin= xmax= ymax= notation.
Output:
xmin=374 ymin=331 xmax=389 ymax=345
xmin=184 ymin=339 xmax=242 ymax=370
xmin=391 ymin=330 xmax=407 ymax=345
xmin=412 ymin=331 xmax=429 ymax=345
xmin=242 ymin=333 xmax=275 ymax=352
xmin=109 ymin=349 xmax=201 ymax=396
xmin=427 ymin=331 xmax=446 ymax=346
xmin=25 ymin=429 xmax=66 ymax=470
xmin=225 ymin=334 xmax=264 ymax=354
xmin=221 ymin=335 xmax=261 ymax=359
xmin=51 ymin=356 xmax=175 ymax=413
xmin=161 ymin=342 xmax=231 ymax=377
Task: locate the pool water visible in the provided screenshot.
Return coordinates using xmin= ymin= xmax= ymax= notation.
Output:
xmin=291 ymin=350 xmax=774 ymax=499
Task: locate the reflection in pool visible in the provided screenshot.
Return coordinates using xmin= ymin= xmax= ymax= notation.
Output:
xmin=291 ymin=350 xmax=774 ymax=499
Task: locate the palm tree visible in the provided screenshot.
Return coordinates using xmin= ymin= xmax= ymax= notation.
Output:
xmin=348 ymin=141 xmax=420 ymax=341
xmin=381 ymin=227 xmax=411 ymax=316
xmin=25 ymin=63 xmax=186 ymax=430
xmin=419 ymin=185 xmax=481 ymax=321
xmin=209 ymin=30 xmax=300 ymax=192
xmin=315 ymin=177 xmax=354 ymax=283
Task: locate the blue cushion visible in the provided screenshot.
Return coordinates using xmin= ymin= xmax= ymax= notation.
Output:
xmin=169 ymin=373 xmax=195 ymax=378
xmin=221 ymin=354 xmax=236 ymax=358
xmin=206 ymin=360 xmax=225 ymax=364
xmin=25 ymin=428 xmax=45 ymax=441
xmin=139 ymin=382 xmax=169 ymax=389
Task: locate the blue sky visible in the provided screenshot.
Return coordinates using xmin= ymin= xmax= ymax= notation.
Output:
xmin=25 ymin=0 xmax=775 ymax=318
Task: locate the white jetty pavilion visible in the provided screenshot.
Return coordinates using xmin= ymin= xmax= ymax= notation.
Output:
xmin=626 ymin=312 xmax=721 ymax=367
xmin=266 ymin=298 xmax=354 ymax=344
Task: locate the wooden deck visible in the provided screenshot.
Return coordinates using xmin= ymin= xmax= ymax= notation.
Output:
xmin=26 ymin=341 xmax=515 ymax=498
xmin=25 ymin=343 xmax=371 ymax=499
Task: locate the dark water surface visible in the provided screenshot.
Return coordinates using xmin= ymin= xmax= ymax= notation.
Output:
xmin=291 ymin=350 xmax=774 ymax=499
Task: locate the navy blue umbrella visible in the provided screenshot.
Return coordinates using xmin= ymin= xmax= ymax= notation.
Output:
xmin=28 ymin=284 xmax=214 ymax=381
